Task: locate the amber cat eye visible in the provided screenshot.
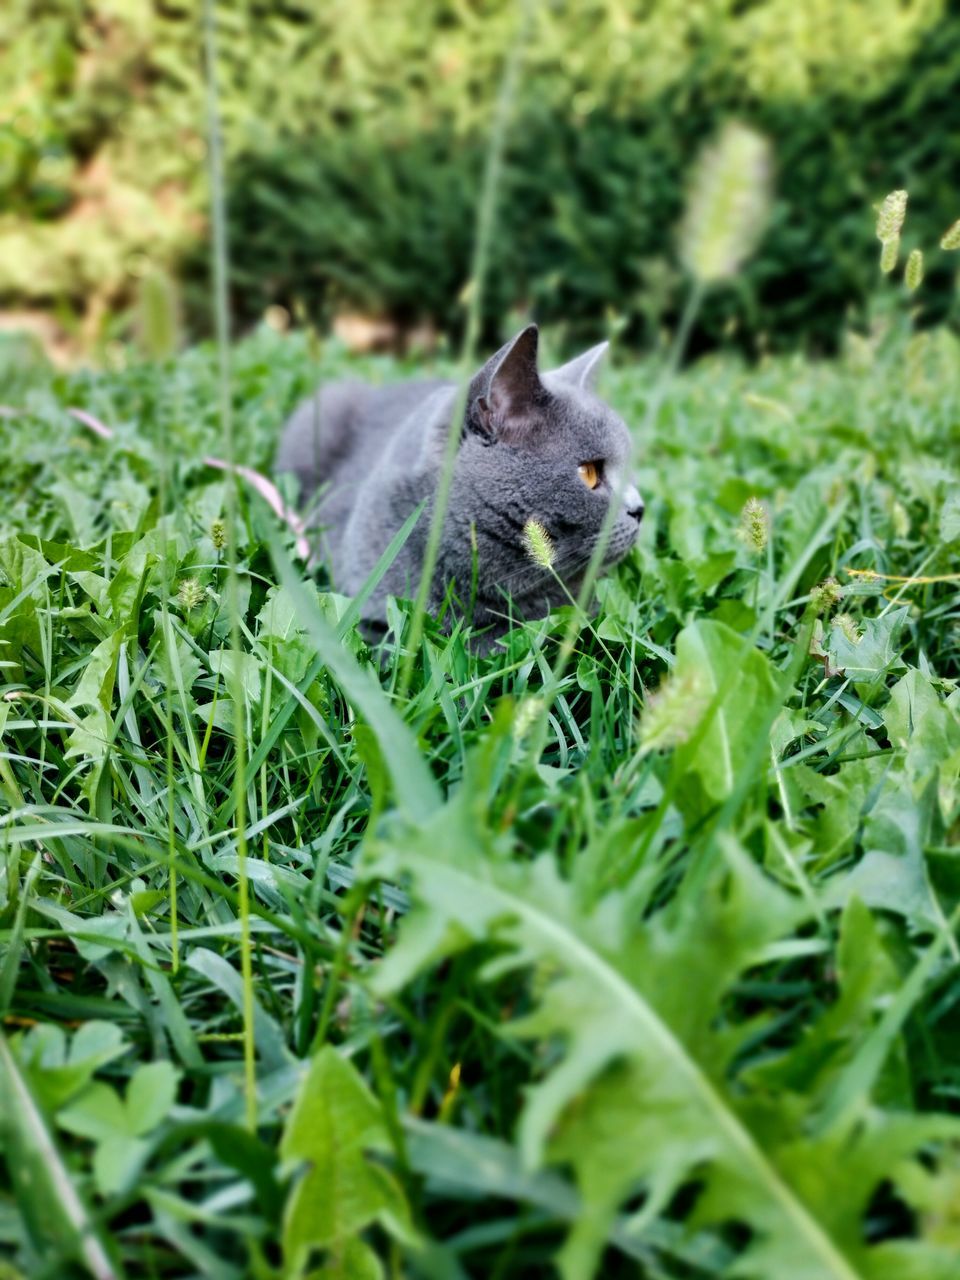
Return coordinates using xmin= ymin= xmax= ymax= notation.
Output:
xmin=578 ymin=461 xmax=601 ymax=490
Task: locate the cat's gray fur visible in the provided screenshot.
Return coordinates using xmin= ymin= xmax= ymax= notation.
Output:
xmin=276 ymin=325 xmax=643 ymax=642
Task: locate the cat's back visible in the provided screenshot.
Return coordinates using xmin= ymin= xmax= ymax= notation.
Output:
xmin=277 ymin=375 xmax=451 ymax=498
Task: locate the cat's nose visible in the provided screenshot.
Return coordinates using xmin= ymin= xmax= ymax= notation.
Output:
xmin=624 ymin=484 xmax=644 ymax=523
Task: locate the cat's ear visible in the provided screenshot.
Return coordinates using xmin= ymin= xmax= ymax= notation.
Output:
xmin=469 ymin=325 xmax=543 ymax=440
xmin=550 ymin=340 xmax=609 ymax=391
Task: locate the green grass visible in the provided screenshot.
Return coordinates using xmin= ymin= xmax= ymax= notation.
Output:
xmin=1 ymin=320 xmax=959 ymax=1279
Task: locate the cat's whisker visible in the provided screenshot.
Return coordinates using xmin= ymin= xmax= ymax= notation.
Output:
xmin=491 ymin=545 xmax=594 ymax=599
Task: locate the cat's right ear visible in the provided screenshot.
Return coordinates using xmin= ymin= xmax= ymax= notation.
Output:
xmin=550 ymin=340 xmax=609 ymax=391
xmin=468 ymin=325 xmax=544 ymax=442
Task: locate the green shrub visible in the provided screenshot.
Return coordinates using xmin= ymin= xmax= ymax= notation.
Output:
xmin=2 ymin=0 xmax=958 ymax=352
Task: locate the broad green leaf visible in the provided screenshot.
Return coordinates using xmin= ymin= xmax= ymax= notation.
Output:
xmin=125 ymin=1061 xmax=180 ymax=1136
xmin=280 ymin=1047 xmax=412 ymax=1277
xmin=671 ymin=619 xmax=780 ymax=806
xmin=369 ymin=791 xmax=958 ymax=1280
xmin=884 ymin=669 xmax=960 ymax=787
xmin=59 ymin=1082 xmax=128 ymax=1141
xmin=210 ymin=647 xmax=262 ymax=705
xmin=0 ymin=535 xmax=54 ymax=605
xmin=306 ymin=1238 xmax=383 ymax=1280
xmin=828 ymin=608 xmax=908 ymax=683
xmin=59 ymin=1064 xmax=177 ymax=1196
xmin=68 ymin=631 xmax=125 ymax=712
xmin=106 ymin=525 xmax=170 ymax=620
xmin=19 ymin=1020 xmax=128 ymax=1111
xmin=255 ymin=583 xmax=318 ymax=686
xmin=93 ymin=1134 xmax=150 ymax=1198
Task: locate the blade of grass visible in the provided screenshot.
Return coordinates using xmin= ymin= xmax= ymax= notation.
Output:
xmin=398 ymin=0 xmax=534 ymax=696
xmin=266 ymin=526 xmax=441 ymax=821
xmin=0 ymin=1032 xmax=120 ymax=1280
xmin=203 ymin=0 xmax=256 ymax=1131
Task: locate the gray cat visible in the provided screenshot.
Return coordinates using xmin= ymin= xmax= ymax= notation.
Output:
xmin=276 ymin=325 xmax=643 ymax=643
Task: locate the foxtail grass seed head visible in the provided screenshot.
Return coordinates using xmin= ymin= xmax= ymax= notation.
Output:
xmin=810 ymin=576 xmax=843 ymax=614
xmin=738 ymin=497 xmax=770 ymax=554
xmin=891 ymin=500 xmax=910 ymax=539
xmin=680 ymin=122 xmax=772 ymax=284
xmin=178 ymin=578 xmax=206 ymax=611
xmin=880 ymin=237 xmax=899 ymax=275
xmin=941 ymin=220 xmax=960 ymax=251
xmin=833 ymin=612 xmax=862 ymax=645
xmin=513 ymin=696 xmax=545 ymax=741
xmin=137 ymin=269 xmax=179 ymax=360
xmin=904 ymin=248 xmax=924 ymax=292
xmin=523 ymin=519 xmax=555 ymax=570
xmin=639 ymin=668 xmax=710 ymax=754
xmin=875 ymin=190 xmax=907 ymax=243
xmin=211 ymin=518 xmax=227 ymax=549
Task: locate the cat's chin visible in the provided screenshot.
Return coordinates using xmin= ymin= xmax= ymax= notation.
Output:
xmin=598 ymin=526 xmax=640 ymax=569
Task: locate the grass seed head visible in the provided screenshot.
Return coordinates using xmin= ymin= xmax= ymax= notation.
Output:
xmin=876 ymin=190 xmax=907 ymax=243
xmin=810 ymin=576 xmax=843 ymax=614
xmin=940 ymin=219 xmax=960 ymax=251
xmin=833 ymin=612 xmax=862 ymax=645
xmin=523 ymin=519 xmax=555 ymax=570
xmin=177 ymin=578 xmax=206 ymax=611
xmin=211 ymin=518 xmax=227 ymax=549
xmin=513 ymin=696 xmax=545 ymax=740
xmin=738 ymin=496 xmax=770 ymax=554
xmin=680 ymin=122 xmax=772 ymax=284
xmin=904 ymin=248 xmax=924 ymax=292
xmin=880 ymin=237 xmax=899 ymax=275
xmin=891 ymin=500 xmax=910 ymax=538
xmin=639 ymin=668 xmax=710 ymax=754
xmin=138 ymin=269 xmax=179 ymax=360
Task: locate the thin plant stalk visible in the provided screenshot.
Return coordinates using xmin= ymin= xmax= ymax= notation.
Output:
xmin=537 ymin=283 xmax=705 ymax=721
xmin=160 ymin=471 xmax=178 ymax=974
xmin=397 ymin=0 xmax=534 ymax=697
xmin=500 ymin=283 xmax=706 ymax=803
xmin=202 ymin=0 xmax=257 ymax=1132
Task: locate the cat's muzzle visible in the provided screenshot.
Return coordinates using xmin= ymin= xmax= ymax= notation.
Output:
xmin=624 ymin=484 xmax=644 ymax=523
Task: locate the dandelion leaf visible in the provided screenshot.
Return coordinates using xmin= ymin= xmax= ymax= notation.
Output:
xmin=369 ymin=799 xmax=960 ymax=1278
xmin=671 ymin=620 xmax=780 ymax=810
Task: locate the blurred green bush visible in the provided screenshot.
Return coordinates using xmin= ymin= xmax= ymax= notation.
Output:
xmin=2 ymin=0 xmax=958 ymax=354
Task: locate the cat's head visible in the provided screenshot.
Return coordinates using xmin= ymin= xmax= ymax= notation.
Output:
xmin=443 ymin=324 xmax=643 ymax=619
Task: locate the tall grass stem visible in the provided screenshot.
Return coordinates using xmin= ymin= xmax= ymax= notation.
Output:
xmin=398 ymin=0 xmax=534 ymax=696
xmin=202 ymin=0 xmax=257 ymax=1132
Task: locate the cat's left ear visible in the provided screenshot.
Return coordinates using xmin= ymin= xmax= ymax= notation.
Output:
xmin=469 ymin=324 xmax=544 ymax=441
xmin=550 ymin=341 xmax=609 ymax=391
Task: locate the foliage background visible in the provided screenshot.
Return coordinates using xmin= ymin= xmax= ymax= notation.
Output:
xmin=1 ymin=317 xmax=959 ymax=1275
xmin=1 ymin=314 xmax=960 ymax=1274
xmin=3 ymin=3 xmax=960 ymax=1276
xmin=3 ymin=0 xmax=960 ymax=358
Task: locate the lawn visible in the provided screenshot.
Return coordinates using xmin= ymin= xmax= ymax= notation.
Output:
xmin=1 ymin=320 xmax=959 ymax=1279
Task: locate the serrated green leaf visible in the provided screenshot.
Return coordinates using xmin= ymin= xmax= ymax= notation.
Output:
xmin=828 ymin=608 xmax=909 ymax=683
xmin=368 ymin=795 xmax=959 ymax=1279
